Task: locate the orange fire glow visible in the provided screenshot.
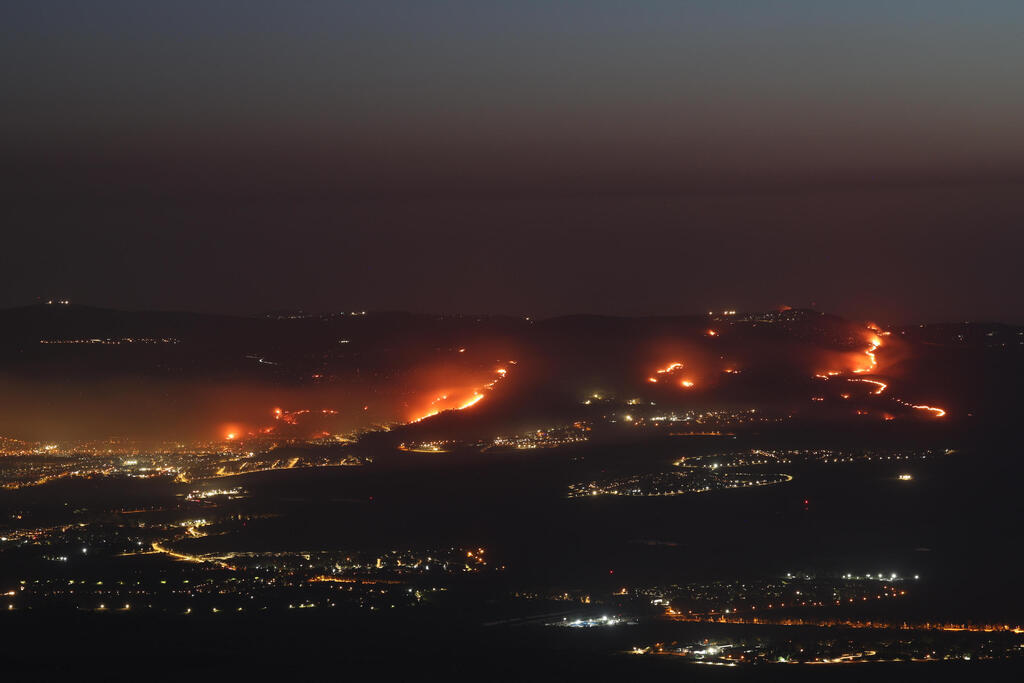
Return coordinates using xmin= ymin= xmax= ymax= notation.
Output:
xmin=852 ymin=335 xmax=882 ymax=374
xmin=270 ymin=407 xmax=340 ymax=426
xmin=648 ymin=361 xmax=685 ymax=384
xmin=458 ymin=393 xmax=485 ymax=410
xmin=408 ymin=364 xmax=512 ymax=423
xmin=865 ymin=322 xmax=891 ymax=337
xmin=909 ymin=404 xmax=946 ymax=418
xmin=850 ymin=378 xmax=888 ymax=395
xmin=647 ymin=361 xmax=698 ymax=389
xmin=813 ymin=324 xmax=946 ymax=419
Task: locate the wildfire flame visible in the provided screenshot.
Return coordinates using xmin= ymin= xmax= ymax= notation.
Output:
xmin=408 ymin=364 xmax=512 ymax=423
xmin=852 ymin=335 xmax=882 ymax=374
xmin=648 ymin=361 xmax=685 ymax=383
xmin=813 ymin=324 xmax=946 ymax=419
xmin=458 ymin=393 xmax=485 ymax=410
xmin=907 ymin=403 xmax=946 ymax=418
xmin=850 ymin=378 xmax=887 ymax=395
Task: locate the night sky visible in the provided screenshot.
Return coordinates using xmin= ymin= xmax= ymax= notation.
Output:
xmin=3 ymin=2 xmax=1023 ymax=323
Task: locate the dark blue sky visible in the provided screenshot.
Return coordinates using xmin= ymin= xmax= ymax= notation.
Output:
xmin=2 ymin=2 xmax=1023 ymax=321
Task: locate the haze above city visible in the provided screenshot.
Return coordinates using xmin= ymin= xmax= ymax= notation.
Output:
xmin=3 ymin=2 xmax=1024 ymax=323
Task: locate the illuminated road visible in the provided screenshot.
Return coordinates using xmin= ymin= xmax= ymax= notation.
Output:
xmin=151 ymin=540 xmax=236 ymax=571
xmin=664 ymin=611 xmax=1023 ymax=634
xmin=151 ymin=523 xmax=236 ymax=570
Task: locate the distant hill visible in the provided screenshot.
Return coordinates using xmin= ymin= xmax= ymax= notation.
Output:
xmin=0 ymin=303 xmax=1021 ymax=441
